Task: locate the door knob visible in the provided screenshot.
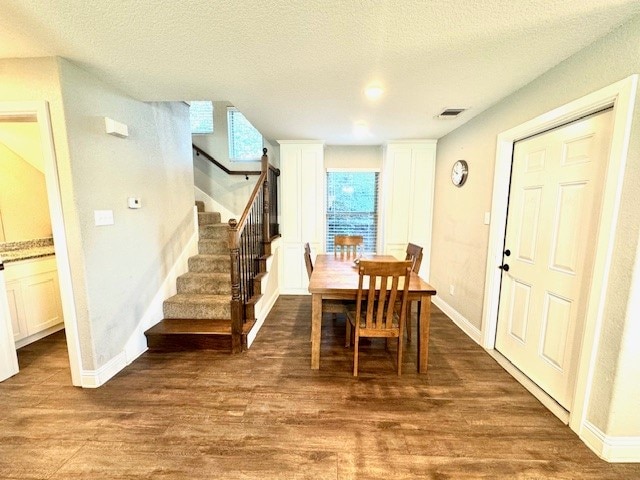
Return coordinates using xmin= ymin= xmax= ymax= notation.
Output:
xmin=504 ymin=249 xmax=511 ymax=256
xmin=498 ymin=264 xmax=510 ymax=272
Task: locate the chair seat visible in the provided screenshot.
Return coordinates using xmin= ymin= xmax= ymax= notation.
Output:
xmin=346 ymin=309 xmax=400 ymax=331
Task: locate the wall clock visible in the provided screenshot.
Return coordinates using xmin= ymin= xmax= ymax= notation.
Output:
xmin=451 ymin=160 xmax=468 ymax=187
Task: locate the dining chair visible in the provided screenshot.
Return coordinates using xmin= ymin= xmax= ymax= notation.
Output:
xmin=334 ymin=235 xmax=363 ymax=257
xmin=304 ymin=243 xmax=348 ymax=334
xmin=346 ymin=260 xmax=412 ymax=376
xmin=404 ymin=243 xmax=424 ymax=342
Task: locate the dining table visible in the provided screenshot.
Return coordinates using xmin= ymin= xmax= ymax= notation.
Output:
xmin=307 ymin=253 xmax=437 ymax=373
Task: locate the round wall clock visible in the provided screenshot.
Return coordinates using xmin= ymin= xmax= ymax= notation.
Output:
xmin=451 ymin=160 xmax=468 ymax=187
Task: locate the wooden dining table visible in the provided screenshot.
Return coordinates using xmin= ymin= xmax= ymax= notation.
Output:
xmin=308 ymin=254 xmax=437 ymax=373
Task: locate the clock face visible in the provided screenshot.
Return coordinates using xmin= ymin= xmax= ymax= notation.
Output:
xmin=451 ymin=160 xmax=468 ymax=187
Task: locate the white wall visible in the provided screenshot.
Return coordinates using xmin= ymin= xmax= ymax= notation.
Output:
xmin=324 ymin=145 xmax=381 ymax=170
xmin=57 ymin=59 xmax=195 ymax=370
xmin=192 ymin=101 xmax=280 ymax=218
xmin=430 ymin=15 xmax=640 ymax=437
xmin=0 ymin=142 xmax=51 ymax=241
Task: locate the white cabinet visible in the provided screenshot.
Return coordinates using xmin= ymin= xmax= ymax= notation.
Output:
xmin=381 ymin=141 xmax=437 ymax=280
xmin=4 ymin=256 xmax=64 ymax=347
xmin=278 ymin=141 xmax=325 ymax=294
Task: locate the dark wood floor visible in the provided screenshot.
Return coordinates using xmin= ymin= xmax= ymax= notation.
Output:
xmin=1 ymin=296 xmax=639 ymax=479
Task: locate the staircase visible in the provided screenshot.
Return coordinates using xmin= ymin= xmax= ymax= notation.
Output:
xmin=144 ymin=201 xmax=252 ymax=351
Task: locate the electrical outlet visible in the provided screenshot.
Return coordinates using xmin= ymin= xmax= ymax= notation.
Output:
xmin=449 ymin=284 xmax=455 ymax=296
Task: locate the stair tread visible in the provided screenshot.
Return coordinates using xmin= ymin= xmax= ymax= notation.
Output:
xmin=164 ymin=293 xmax=229 ymax=304
xmin=178 ymin=272 xmax=230 ymax=279
xmin=146 ymin=318 xmax=232 ymax=335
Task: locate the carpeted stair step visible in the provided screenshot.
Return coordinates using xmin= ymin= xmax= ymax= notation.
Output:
xmin=177 ymin=272 xmax=231 ymax=295
xmin=199 ymin=223 xmax=228 ymax=240
xmin=195 ymin=200 xmax=205 ymax=213
xmin=188 ymin=254 xmax=230 ymax=273
xmin=163 ymin=293 xmax=231 ymax=319
xmin=198 ymin=211 xmax=222 ymax=225
xmin=198 ymin=238 xmax=229 ymax=255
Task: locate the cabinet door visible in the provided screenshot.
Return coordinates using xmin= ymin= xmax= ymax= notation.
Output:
xmin=5 ymin=280 xmax=27 ymax=341
xmin=22 ymin=271 xmax=63 ymax=334
xmin=382 ymin=142 xmax=436 ymax=279
xmin=279 ymin=142 xmax=324 ymax=294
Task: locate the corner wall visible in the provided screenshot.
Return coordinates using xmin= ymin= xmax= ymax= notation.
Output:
xmin=430 ymin=15 xmax=640 ymax=440
xmin=57 ymin=59 xmax=195 ymax=372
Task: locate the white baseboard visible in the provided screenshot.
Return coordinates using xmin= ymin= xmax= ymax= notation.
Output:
xmin=582 ymin=421 xmax=640 ymax=462
xmin=81 ymin=351 xmax=127 ymax=388
xmin=83 ymin=221 xmax=199 ymax=388
xmin=432 ymin=295 xmax=482 ymax=345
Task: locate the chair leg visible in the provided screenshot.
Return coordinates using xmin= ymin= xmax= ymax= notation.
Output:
xmin=406 ymin=302 xmax=412 ymax=343
xmin=345 ymin=319 xmax=352 ymax=348
xmin=353 ymin=333 xmax=359 ymax=376
xmin=397 ymin=335 xmax=403 ymax=376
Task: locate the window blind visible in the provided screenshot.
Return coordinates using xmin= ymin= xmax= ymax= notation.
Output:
xmin=189 ymin=101 xmax=213 ymax=134
xmin=227 ymin=107 xmax=263 ymax=161
xmin=326 ymin=171 xmax=379 ymax=253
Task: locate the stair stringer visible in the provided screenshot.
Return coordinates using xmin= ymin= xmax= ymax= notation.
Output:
xmin=246 ymin=238 xmax=281 ymax=347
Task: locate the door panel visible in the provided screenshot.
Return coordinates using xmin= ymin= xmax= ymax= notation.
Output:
xmin=517 ymin=187 xmax=542 ymax=263
xmin=508 ymin=280 xmax=532 ymax=343
xmin=496 ymin=109 xmax=613 ymax=409
xmin=540 ymin=292 xmax=572 ymax=370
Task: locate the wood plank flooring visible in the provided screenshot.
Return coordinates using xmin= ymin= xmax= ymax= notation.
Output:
xmin=1 ymin=295 xmax=639 ymax=479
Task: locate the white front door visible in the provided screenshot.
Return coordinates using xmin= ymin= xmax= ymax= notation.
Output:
xmin=495 ymin=109 xmax=613 ymax=410
xmin=0 ymin=262 xmax=19 ymax=381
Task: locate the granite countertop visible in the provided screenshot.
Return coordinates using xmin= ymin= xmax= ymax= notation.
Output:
xmin=0 ymin=237 xmax=55 ymax=264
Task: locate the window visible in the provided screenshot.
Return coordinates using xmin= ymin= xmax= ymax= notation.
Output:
xmin=189 ymin=101 xmax=213 ymax=134
xmin=227 ymin=107 xmax=263 ymax=161
xmin=326 ymin=171 xmax=379 ymax=253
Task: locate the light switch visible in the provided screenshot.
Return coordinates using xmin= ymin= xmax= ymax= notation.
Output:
xmin=94 ymin=210 xmax=114 ymax=226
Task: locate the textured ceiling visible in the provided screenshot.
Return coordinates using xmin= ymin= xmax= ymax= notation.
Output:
xmin=1 ymin=0 xmax=639 ymax=145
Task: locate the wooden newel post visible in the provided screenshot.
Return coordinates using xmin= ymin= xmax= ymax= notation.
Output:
xmin=262 ymin=148 xmax=270 ymax=242
xmin=228 ymin=218 xmax=243 ymax=353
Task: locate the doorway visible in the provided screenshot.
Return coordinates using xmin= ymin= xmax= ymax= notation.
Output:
xmin=482 ymin=75 xmax=638 ymax=433
xmin=0 ymin=101 xmax=82 ymax=386
xmin=495 ymin=109 xmax=613 ymax=411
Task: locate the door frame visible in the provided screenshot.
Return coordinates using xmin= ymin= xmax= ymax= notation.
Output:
xmin=0 ymin=101 xmax=83 ymax=386
xmin=481 ymin=75 xmax=638 ymax=434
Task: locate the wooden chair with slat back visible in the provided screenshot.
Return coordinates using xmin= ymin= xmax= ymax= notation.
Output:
xmin=404 ymin=243 xmax=424 ymax=343
xmin=334 ymin=235 xmax=364 ymax=258
xmin=304 ymin=243 xmax=347 ymax=335
xmin=346 ymin=260 xmax=412 ymax=376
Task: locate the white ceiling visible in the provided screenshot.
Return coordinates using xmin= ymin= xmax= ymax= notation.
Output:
xmin=1 ymin=0 xmax=639 ymax=145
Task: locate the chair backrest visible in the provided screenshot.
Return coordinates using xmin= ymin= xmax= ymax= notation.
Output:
xmin=334 ymin=235 xmax=364 ymax=257
xmin=405 ymin=243 xmax=423 ymax=273
xmin=303 ymin=242 xmax=313 ymax=280
xmin=354 ymin=260 xmax=412 ymax=333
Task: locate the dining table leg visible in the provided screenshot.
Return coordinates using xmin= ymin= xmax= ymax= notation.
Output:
xmin=311 ymin=293 xmax=322 ymax=369
xmin=418 ymin=294 xmax=431 ymax=373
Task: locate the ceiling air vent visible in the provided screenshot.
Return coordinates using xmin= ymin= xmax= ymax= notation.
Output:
xmin=437 ymin=108 xmax=467 ymax=119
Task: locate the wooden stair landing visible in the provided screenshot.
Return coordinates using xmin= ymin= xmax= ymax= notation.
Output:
xmin=145 ymin=318 xmax=255 ymax=352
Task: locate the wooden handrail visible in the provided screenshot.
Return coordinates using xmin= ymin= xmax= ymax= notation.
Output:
xmin=192 ymin=144 xmax=261 ymax=177
xmin=236 ymin=171 xmax=267 ymax=235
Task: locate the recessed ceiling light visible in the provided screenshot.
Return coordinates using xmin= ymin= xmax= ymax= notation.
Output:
xmin=364 ymin=85 xmax=384 ymax=100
